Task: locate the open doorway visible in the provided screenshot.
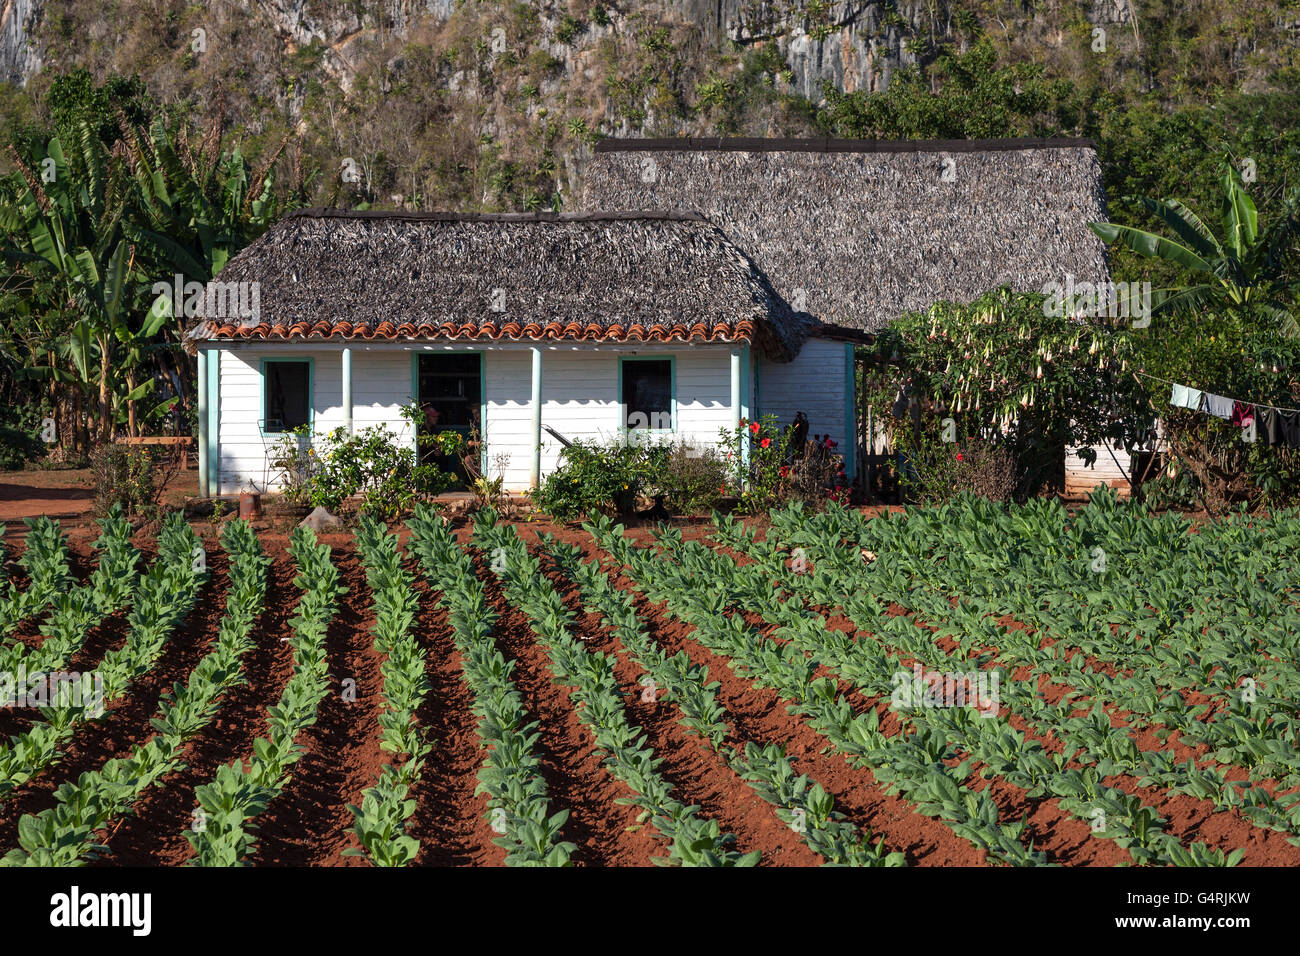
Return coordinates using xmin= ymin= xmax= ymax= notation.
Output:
xmin=415 ymin=353 xmax=482 ymax=483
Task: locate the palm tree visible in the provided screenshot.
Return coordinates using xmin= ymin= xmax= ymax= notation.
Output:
xmin=1089 ymin=164 xmax=1300 ymax=336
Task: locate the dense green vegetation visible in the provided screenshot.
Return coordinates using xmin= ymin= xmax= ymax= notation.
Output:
xmin=2 ymin=2 xmax=1297 ymax=508
xmin=0 ymin=71 xmax=314 ymax=463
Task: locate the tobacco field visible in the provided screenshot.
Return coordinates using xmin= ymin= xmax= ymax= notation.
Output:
xmin=0 ymin=492 xmax=1297 ymax=866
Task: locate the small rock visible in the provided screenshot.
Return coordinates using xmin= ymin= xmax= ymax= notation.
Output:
xmin=299 ymin=506 xmax=343 ymax=531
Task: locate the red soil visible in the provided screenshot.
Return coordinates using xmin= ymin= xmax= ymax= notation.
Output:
xmin=0 ymin=548 xmax=230 ymax=848
xmin=465 ymin=544 xmax=665 ymax=866
xmin=537 ymin=550 xmax=823 ymax=866
xmin=102 ymin=554 xmax=300 ymax=865
xmin=405 ymin=566 xmax=504 ymax=867
xmin=0 ymin=507 xmax=1292 ymax=867
xmin=247 ymin=548 xmax=389 ymax=865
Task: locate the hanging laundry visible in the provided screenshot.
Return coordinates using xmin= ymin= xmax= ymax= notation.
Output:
xmin=1278 ymin=410 xmax=1300 ymax=447
xmin=1202 ymin=393 xmax=1234 ymax=419
xmin=1231 ymin=401 xmax=1255 ymax=428
xmin=1259 ymin=407 xmax=1284 ymax=446
xmin=1169 ymin=383 xmax=1204 ymax=410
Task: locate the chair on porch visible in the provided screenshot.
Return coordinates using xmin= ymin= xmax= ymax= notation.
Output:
xmin=259 ymin=421 xmax=313 ymax=494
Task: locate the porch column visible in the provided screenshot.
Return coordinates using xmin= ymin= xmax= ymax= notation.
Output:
xmin=196 ymin=348 xmax=209 ymax=497
xmin=730 ymin=347 xmax=742 ymax=431
xmin=342 ymin=347 xmax=353 ymax=436
xmin=529 ymin=346 xmax=542 ymax=488
xmin=206 ymin=349 xmax=220 ymax=495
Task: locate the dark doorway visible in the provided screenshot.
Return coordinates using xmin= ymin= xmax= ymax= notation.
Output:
xmin=416 ymin=353 xmax=482 ymax=481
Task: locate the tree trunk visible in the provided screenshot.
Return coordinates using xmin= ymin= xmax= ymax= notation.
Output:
xmin=127 ymin=369 xmax=138 ymax=438
xmin=71 ymin=387 xmax=82 ymax=458
xmin=46 ymin=364 xmax=60 ymax=452
xmin=98 ymin=337 xmax=112 ymax=445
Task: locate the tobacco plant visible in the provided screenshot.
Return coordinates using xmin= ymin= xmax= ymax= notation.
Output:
xmin=3 ymin=520 xmax=270 ymax=866
xmin=344 ymin=515 xmax=431 ymax=867
xmin=187 ymin=525 xmax=342 ymax=866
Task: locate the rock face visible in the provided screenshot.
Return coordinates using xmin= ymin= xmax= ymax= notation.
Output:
xmin=0 ymin=0 xmax=1281 ymax=102
xmin=0 ymin=0 xmax=974 ymax=97
xmin=0 ymin=0 xmax=43 ymax=84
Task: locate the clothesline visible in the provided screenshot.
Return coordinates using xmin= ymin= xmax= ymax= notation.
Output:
xmin=1133 ymin=370 xmax=1300 ymax=415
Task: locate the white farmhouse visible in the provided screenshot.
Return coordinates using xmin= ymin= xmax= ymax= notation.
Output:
xmin=187 ymin=207 xmax=846 ymax=495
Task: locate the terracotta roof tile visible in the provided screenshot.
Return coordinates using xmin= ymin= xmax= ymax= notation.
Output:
xmin=206 ymin=319 xmax=754 ymax=346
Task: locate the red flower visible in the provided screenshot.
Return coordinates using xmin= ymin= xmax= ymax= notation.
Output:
xmin=779 ymin=466 xmax=790 ymax=477
xmin=749 ymin=421 xmax=760 ymax=435
xmin=760 ymin=437 xmax=771 ymax=448
xmin=956 ymin=453 xmax=963 ymax=462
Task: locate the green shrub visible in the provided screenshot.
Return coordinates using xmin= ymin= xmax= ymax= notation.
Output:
xmin=899 ymin=431 xmax=1019 ymax=505
xmin=556 ymin=15 xmax=582 ymax=44
xmin=529 ymin=438 xmax=669 ymax=521
xmin=0 ymin=405 xmax=48 ymax=470
xmin=271 ymin=425 xmax=456 ymax=521
xmin=0 ymin=424 xmax=43 ymax=471
xmin=656 ymin=441 xmax=728 ymax=514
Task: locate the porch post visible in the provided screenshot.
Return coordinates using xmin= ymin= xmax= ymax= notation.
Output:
xmin=730 ymin=348 xmax=742 ymax=431
xmin=342 ymin=347 xmax=353 ymax=436
xmin=196 ymin=348 xmax=209 ymax=497
xmin=206 ymin=349 xmax=220 ymax=495
xmin=529 ymin=346 xmax=542 ymax=488
xmin=732 ymin=348 xmax=747 ymax=476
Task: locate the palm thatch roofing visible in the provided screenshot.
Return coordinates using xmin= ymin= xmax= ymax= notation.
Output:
xmin=189 ymin=208 xmax=809 ymax=361
xmin=580 ymin=137 xmax=1111 ymax=333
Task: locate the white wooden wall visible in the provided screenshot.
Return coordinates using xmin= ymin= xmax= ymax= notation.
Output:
xmin=758 ymin=338 xmax=853 ymax=447
xmin=1065 ymin=440 xmax=1133 ymax=495
xmin=212 ymin=342 xmax=745 ymax=494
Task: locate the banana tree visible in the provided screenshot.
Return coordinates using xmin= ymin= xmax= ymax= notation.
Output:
xmin=1090 ymin=164 xmax=1300 ymax=336
xmin=120 ymin=116 xmax=292 ymax=418
xmin=0 ymin=124 xmax=135 ymax=444
xmin=122 ymin=117 xmax=285 ymax=284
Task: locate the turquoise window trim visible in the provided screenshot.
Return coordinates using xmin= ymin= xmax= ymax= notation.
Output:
xmin=741 ymin=343 xmax=751 ymax=423
xmin=843 ymin=343 xmax=856 ymax=478
xmin=206 ymin=347 xmax=220 ymax=494
xmin=258 ymin=356 xmax=315 ymax=437
xmin=411 ymin=350 xmax=487 ymax=474
xmin=618 ymin=355 xmax=677 ymax=439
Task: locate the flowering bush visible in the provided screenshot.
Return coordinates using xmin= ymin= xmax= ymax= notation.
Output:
xmin=720 ymin=416 xmax=849 ymax=513
xmin=864 ymin=287 xmax=1148 ymax=499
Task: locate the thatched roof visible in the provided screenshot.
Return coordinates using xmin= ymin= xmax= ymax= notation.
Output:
xmin=189 ymin=208 xmax=809 ymax=360
xmin=580 ymin=137 xmax=1111 ymax=333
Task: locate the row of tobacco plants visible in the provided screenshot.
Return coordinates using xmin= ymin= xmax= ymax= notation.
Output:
xmin=5 ymin=520 xmax=268 ymax=865
xmin=187 ymin=526 xmax=342 ymax=865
